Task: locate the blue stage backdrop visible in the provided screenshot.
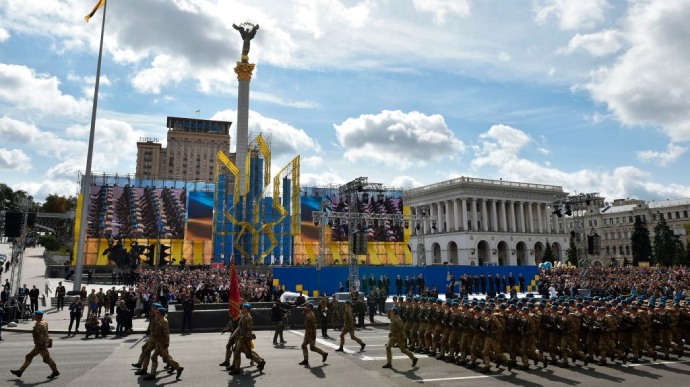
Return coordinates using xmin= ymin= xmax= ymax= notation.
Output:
xmin=272 ymin=265 xmax=540 ymax=298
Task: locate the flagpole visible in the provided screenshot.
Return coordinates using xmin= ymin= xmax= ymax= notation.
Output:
xmin=73 ymin=0 xmax=108 ymax=292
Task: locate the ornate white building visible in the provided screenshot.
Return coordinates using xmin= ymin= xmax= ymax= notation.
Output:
xmin=404 ymin=177 xmax=570 ymax=266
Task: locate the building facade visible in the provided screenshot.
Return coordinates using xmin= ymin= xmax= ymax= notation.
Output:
xmin=135 ymin=116 xmax=232 ymax=183
xmin=574 ymin=198 xmax=690 ymax=266
xmin=404 ymin=177 xmax=570 ymax=266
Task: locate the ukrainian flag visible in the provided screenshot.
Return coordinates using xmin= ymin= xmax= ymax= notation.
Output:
xmin=84 ymin=0 xmax=106 ymax=23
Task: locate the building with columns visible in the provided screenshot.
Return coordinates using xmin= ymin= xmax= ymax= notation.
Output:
xmin=404 ymin=177 xmax=569 ymax=266
xmin=569 ymin=197 xmax=690 ymax=266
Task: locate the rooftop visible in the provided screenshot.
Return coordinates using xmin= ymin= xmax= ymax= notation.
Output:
xmin=405 ymin=176 xmax=564 ymax=195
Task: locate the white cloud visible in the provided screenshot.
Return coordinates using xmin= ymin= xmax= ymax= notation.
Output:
xmin=0 ymin=27 xmax=9 ymax=42
xmin=300 ymin=171 xmax=345 ymax=187
xmin=0 ymin=148 xmax=30 ymax=171
xmin=131 ymin=54 xmax=188 ymax=94
xmin=534 ymin=0 xmax=610 ymax=30
xmin=470 ymin=124 xmax=690 ymax=200
xmin=391 ymin=175 xmax=423 ymax=189
xmin=636 ymin=143 xmax=687 ymax=166
xmin=0 ymin=116 xmax=42 ymax=144
xmin=335 ymin=110 xmax=465 ymax=170
xmin=0 ymin=63 xmax=90 ymax=117
xmin=211 ymin=109 xmax=321 ymax=157
xmin=580 ymin=1 xmax=690 ymax=142
xmin=413 ymin=0 xmax=471 ymax=24
xmin=558 ymin=29 xmax=624 ymax=57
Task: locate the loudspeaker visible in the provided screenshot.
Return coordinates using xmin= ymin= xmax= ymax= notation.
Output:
xmin=4 ymin=212 xmax=23 ymax=238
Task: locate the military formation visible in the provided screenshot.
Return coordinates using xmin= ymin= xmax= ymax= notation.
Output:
xmin=388 ymin=293 xmax=689 ymax=373
xmin=131 ymin=302 xmax=184 ymax=380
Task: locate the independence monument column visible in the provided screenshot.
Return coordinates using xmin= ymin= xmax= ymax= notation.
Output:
xmin=232 ymin=22 xmax=259 ymax=195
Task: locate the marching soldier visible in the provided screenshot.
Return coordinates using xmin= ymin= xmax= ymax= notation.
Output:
xmin=416 ymin=298 xmax=428 ymax=352
xmin=407 ymin=297 xmax=419 ymax=349
xmin=133 ymin=304 xmax=163 ymax=375
xmin=329 ymin=294 xmax=340 ymax=331
xmin=11 ymin=311 xmax=60 ymax=379
xmin=229 ymin=304 xmax=266 ymax=375
xmin=145 ymin=308 xmax=184 ymax=380
xmin=336 ymin=300 xmax=366 ymax=352
xmin=457 ymin=303 xmax=474 ymax=365
xmin=505 ymin=304 xmax=522 ymax=368
xmin=518 ymin=306 xmax=546 ymax=370
xmin=424 ymin=298 xmax=438 ymax=356
xmin=469 ymin=305 xmax=485 ymax=368
xmin=559 ymin=307 xmax=584 ymax=367
xmin=480 ymin=306 xmax=508 ymax=373
xmin=437 ymin=300 xmax=453 ymax=360
xmin=219 ymin=317 xmax=240 ymax=369
xmin=444 ymin=301 xmax=460 ymax=361
xmin=300 ymin=303 xmax=329 ymax=367
xmin=382 ymin=307 xmax=418 ymax=369
xmin=318 ymin=294 xmax=330 ymax=338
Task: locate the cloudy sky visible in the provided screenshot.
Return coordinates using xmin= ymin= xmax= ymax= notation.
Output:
xmin=1 ymin=0 xmax=689 ymax=203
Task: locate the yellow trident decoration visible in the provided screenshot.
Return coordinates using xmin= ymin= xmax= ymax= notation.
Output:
xmin=214 ymin=134 xmax=300 ymax=263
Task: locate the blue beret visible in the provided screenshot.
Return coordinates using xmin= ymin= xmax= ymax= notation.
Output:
xmin=152 ymin=303 xmax=162 ymax=309
xmin=305 ymin=302 xmax=314 ymax=308
xmin=522 ymin=307 xmax=529 ymax=312
xmin=436 ymin=299 xmax=443 ymax=305
xmin=242 ymin=303 xmax=252 ymax=310
xmin=484 ymin=307 xmax=492 ymax=313
xmin=158 ymin=308 xmax=167 ymax=314
xmin=563 ymin=307 xmax=570 ymax=313
xmin=391 ymin=307 xmax=400 ymax=314
xmin=473 ymin=305 xmax=481 ymax=311
xmin=631 ymin=305 xmax=638 ymax=311
xmin=35 ymin=310 xmax=44 ymax=316
xmin=551 ymin=305 xmax=558 ymax=310
xmin=509 ymin=305 xmax=516 ymax=310
xmin=345 ymin=300 xmax=351 ymax=305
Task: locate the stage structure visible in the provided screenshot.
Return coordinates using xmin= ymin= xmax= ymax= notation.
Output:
xmin=552 ymin=192 xmax=602 ymax=292
xmin=213 ymin=135 xmax=300 ymax=265
xmin=71 ymin=172 xmax=215 ymax=266
xmin=212 ymin=22 xmax=301 ymax=266
xmin=310 ymin=177 xmax=429 ymax=291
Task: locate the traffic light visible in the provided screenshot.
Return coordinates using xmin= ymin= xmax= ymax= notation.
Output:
xmin=159 ymin=244 xmax=171 ymax=266
xmin=143 ymin=244 xmax=156 ymax=266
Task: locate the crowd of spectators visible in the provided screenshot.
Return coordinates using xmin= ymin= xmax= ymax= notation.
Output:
xmin=538 ymin=265 xmax=690 ymax=299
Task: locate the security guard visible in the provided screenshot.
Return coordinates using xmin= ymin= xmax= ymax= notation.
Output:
xmin=335 ymin=300 xmax=365 ymax=352
xmin=11 ymin=310 xmax=59 ymax=379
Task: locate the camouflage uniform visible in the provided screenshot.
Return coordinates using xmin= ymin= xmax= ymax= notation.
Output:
xmin=230 ymin=309 xmax=265 ymax=373
xmin=13 ymin=317 xmax=58 ymax=377
xmin=337 ymin=303 xmax=365 ymax=351
xmin=519 ymin=309 xmax=546 ymax=369
xmin=481 ymin=309 xmax=508 ymax=372
xmin=301 ymin=307 xmax=328 ymax=364
xmin=383 ymin=311 xmax=417 ymax=368
xmin=149 ymin=312 xmax=183 ymax=378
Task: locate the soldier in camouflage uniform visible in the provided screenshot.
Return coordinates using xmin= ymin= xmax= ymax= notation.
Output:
xmin=300 ymin=303 xmax=328 ymax=366
xmin=505 ymin=304 xmax=522 ymax=368
xmin=480 ymin=306 xmax=508 ymax=373
xmin=408 ymin=297 xmax=420 ymax=349
xmin=145 ymin=308 xmax=184 ymax=380
xmin=382 ymin=307 xmax=418 ymax=369
xmin=329 ymin=294 xmax=340 ymax=331
xmin=444 ymin=301 xmax=460 ymax=361
xmin=336 ymin=300 xmax=365 ymax=352
xmin=469 ymin=305 xmax=485 ymax=368
xmin=425 ymin=298 xmax=439 ymax=356
xmin=558 ymin=307 xmax=584 ymax=367
xmin=229 ymin=303 xmax=265 ymax=375
xmin=437 ymin=300 xmax=453 ymax=360
xmin=416 ymin=298 xmax=428 ymax=352
xmin=457 ymin=303 xmax=474 ymax=365
xmin=518 ymin=306 xmax=546 ymax=369
xmin=133 ymin=304 xmax=162 ymax=375
xmin=11 ymin=311 xmax=59 ymax=379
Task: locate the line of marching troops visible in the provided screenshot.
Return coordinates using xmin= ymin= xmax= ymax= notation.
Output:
xmin=390 ymin=293 xmax=690 ymax=373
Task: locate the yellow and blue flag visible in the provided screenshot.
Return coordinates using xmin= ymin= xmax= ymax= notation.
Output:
xmin=84 ymin=0 xmax=106 ymax=23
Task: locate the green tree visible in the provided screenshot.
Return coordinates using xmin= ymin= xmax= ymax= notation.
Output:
xmin=542 ymin=241 xmax=555 ymax=264
xmin=41 ymin=194 xmax=77 ymax=213
xmin=631 ymin=215 xmax=652 ymax=267
xmin=566 ymin=232 xmax=578 ymax=266
xmin=674 ymin=240 xmax=688 ymax=266
xmin=653 ymin=216 xmax=676 ymax=266
xmin=38 ymin=234 xmax=61 ymax=251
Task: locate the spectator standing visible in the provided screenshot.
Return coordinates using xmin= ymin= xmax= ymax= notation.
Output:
xmin=96 ymin=288 xmax=105 ymax=316
xmin=28 ymin=285 xmax=40 ymax=313
xmin=396 ymin=275 xmax=403 ymax=298
xmin=67 ymin=296 xmax=84 ymax=336
xmin=181 ymin=292 xmax=195 ymax=333
xmin=55 ymin=282 xmax=66 ymax=311
xmin=115 ymin=300 xmax=128 ymax=337
xmin=87 ymin=289 xmax=98 ymax=315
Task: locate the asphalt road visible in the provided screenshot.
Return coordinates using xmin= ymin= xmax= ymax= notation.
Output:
xmin=2 ymin=326 xmax=690 ymax=387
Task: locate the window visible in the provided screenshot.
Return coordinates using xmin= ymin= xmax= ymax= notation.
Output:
xmin=626 ymin=245 xmax=630 ymax=255
xmin=629 ymin=216 xmax=633 ymax=223
xmin=676 ymin=211 xmax=680 ymax=219
xmin=606 ymin=246 xmax=610 ymax=255
xmin=593 ymin=220 xmax=598 ymax=226
xmin=653 ymin=213 xmax=657 ymax=221
xmin=668 ymin=212 xmax=672 ymax=220
xmin=684 ymin=210 xmax=688 ymax=218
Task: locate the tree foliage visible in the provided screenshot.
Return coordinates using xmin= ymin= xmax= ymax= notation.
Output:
xmin=542 ymin=241 xmax=555 ymax=264
xmin=566 ymin=232 xmax=578 ymax=266
xmin=630 ymin=215 xmax=652 ymax=267
xmin=41 ymin=193 xmax=77 ymax=213
xmin=653 ymin=216 xmax=677 ymax=266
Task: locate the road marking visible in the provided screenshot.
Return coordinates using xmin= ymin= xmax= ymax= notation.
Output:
xmin=415 ymin=375 xmax=491 ymax=382
xmin=288 ymin=331 xmax=430 ymax=361
xmin=623 ymin=359 xmax=690 ymax=368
